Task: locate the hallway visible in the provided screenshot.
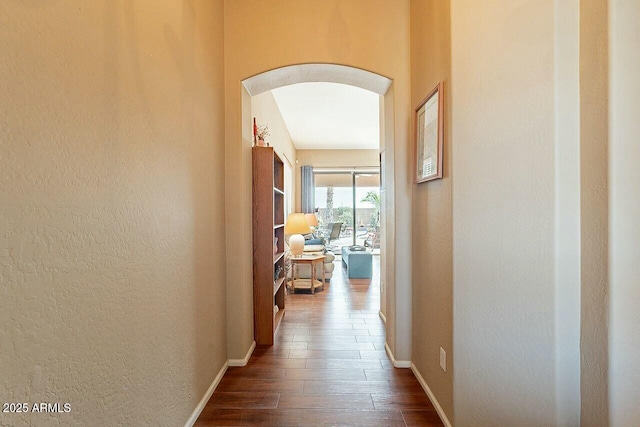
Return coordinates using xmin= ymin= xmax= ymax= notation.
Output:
xmin=196 ymin=258 xmax=443 ymax=426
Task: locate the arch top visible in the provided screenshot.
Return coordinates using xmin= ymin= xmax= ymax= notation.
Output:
xmin=242 ymin=63 xmax=392 ymax=96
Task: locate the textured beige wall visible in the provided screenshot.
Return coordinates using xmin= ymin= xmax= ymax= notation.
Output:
xmin=224 ymin=0 xmax=412 ymax=361
xmin=0 ymin=1 xmax=227 ymax=425
xmin=451 ymin=1 xmax=557 ymax=425
xmin=294 ymin=149 xmax=379 ymax=211
xmin=409 ymin=0 xmax=453 ymax=421
xmin=609 ymin=1 xmax=640 ymax=425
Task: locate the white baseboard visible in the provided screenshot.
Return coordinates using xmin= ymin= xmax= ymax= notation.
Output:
xmin=228 ymin=341 xmax=256 ymax=367
xmin=379 ymin=310 xmax=387 ymax=324
xmin=184 ymin=361 xmax=228 ymax=427
xmin=384 ymin=342 xmax=411 ymax=368
xmin=185 ymin=341 xmax=256 ymax=426
xmin=411 ymin=362 xmax=453 ymax=427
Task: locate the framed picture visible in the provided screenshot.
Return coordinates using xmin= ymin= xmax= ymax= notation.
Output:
xmin=415 ymin=82 xmax=444 ymax=183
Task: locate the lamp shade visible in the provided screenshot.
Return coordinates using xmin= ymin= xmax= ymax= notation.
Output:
xmin=284 ymin=213 xmax=311 ymax=235
xmin=304 ymin=213 xmax=319 ymax=227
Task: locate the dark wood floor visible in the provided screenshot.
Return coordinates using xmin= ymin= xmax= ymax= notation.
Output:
xmin=196 ymin=257 xmax=443 ymax=426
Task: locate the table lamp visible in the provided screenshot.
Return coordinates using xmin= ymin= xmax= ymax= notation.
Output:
xmin=304 ymin=213 xmax=319 ymax=234
xmin=285 ymin=213 xmax=311 ymax=257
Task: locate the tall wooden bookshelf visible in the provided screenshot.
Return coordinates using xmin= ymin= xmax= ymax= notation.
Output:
xmin=252 ymin=146 xmax=286 ymax=346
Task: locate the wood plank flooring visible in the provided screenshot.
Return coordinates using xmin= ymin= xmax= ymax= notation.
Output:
xmin=196 ymin=256 xmax=443 ymax=426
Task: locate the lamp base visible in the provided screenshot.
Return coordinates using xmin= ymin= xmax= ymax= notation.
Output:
xmin=289 ymin=234 xmax=305 ymax=257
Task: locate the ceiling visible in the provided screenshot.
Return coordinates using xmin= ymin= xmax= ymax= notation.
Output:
xmin=271 ymin=82 xmax=380 ymax=150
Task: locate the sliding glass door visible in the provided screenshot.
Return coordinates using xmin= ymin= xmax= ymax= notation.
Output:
xmin=355 ymin=173 xmax=380 ymax=250
xmin=313 ymin=169 xmax=380 ymax=252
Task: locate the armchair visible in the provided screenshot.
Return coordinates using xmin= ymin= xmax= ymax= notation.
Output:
xmin=295 ymin=243 xmax=336 ymax=281
xmin=284 ymin=237 xmax=335 ymax=282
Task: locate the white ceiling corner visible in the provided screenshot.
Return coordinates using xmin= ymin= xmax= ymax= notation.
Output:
xmin=271 ymin=82 xmax=380 ymax=150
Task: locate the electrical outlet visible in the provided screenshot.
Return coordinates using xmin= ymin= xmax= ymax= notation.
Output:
xmin=439 ymin=347 xmax=446 ymax=372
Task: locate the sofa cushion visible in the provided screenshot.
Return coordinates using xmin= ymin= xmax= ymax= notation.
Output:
xmin=303 ymin=244 xmax=325 ymax=253
xmin=305 ymin=238 xmax=324 ymax=245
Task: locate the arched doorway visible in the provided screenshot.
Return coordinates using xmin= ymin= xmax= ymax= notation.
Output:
xmin=226 ymin=63 xmax=412 ymax=370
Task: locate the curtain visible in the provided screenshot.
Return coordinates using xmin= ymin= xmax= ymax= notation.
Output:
xmin=301 ymin=165 xmax=315 ymax=213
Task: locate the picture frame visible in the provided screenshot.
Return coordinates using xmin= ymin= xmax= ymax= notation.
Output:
xmin=415 ymin=82 xmax=444 ymax=183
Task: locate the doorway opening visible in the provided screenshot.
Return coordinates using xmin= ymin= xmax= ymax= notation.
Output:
xmin=250 ymin=81 xmax=381 ymax=304
xmin=237 ymin=63 xmax=410 ymax=367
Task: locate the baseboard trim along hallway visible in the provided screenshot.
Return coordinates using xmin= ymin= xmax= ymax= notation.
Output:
xmin=228 ymin=341 xmax=256 ymax=367
xmin=379 ymin=310 xmax=387 ymax=324
xmin=185 ymin=361 xmax=228 ymax=427
xmin=185 ymin=340 xmax=256 ymax=426
xmin=384 ymin=342 xmax=411 ymax=368
xmin=411 ymin=362 xmax=452 ymax=427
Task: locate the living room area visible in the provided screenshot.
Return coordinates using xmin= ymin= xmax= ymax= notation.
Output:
xmin=251 ymin=81 xmax=383 ymax=302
